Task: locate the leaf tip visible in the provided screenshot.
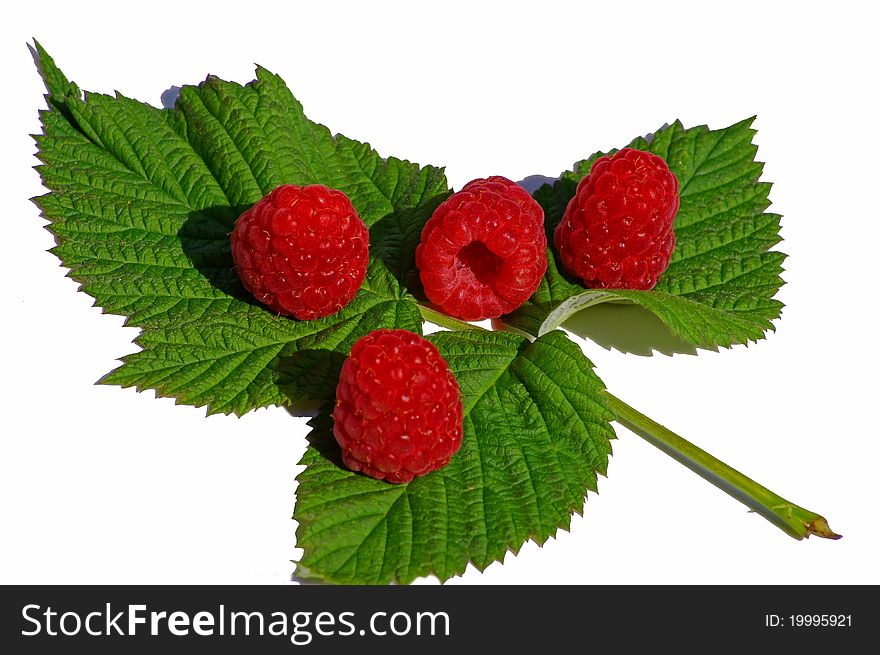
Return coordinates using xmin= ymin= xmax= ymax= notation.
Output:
xmin=28 ymin=38 xmax=48 ymax=68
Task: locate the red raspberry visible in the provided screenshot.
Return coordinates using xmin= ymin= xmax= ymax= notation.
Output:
xmin=230 ymin=184 xmax=369 ymax=320
xmin=554 ymin=148 xmax=679 ymax=290
xmin=332 ymin=329 xmax=463 ymax=484
xmin=416 ymin=176 xmax=547 ymax=321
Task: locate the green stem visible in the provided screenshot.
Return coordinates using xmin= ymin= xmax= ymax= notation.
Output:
xmin=419 ymin=303 xmax=840 ymax=541
xmin=605 ymin=392 xmax=840 ymax=540
xmin=418 ymin=304 xmax=480 ymax=332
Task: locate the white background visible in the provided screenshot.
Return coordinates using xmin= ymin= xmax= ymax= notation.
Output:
xmin=2 ymin=0 xmax=878 ymax=585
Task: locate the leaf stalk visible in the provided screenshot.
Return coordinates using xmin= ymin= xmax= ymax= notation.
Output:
xmin=604 ymin=392 xmax=840 ymax=540
xmin=417 ymin=304 xmax=482 ymax=332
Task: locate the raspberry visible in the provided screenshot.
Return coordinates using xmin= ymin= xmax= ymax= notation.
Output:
xmin=554 ymin=148 xmax=679 ymax=290
xmin=230 ymin=184 xmax=369 ymax=320
xmin=332 ymin=329 xmax=463 ymax=484
xmin=416 ymin=176 xmax=547 ymax=321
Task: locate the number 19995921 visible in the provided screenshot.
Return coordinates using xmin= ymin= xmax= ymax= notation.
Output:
xmin=765 ymin=614 xmax=852 ymax=628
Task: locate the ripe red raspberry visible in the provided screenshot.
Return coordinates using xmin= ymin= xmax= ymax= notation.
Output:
xmin=230 ymin=184 xmax=369 ymax=320
xmin=332 ymin=329 xmax=463 ymax=483
xmin=554 ymin=148 xmax=679 ymax=290
xmin=416 ymin=176 xmax=547 ymax=321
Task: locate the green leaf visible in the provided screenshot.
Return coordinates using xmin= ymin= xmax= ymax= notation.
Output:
xmin=294 ymin=329 xmax=615 ymax=584
xmin=506 ymin=119 xmax=785 ymax=349
xmin=32 ymin=46 xmax=448 ymax=415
